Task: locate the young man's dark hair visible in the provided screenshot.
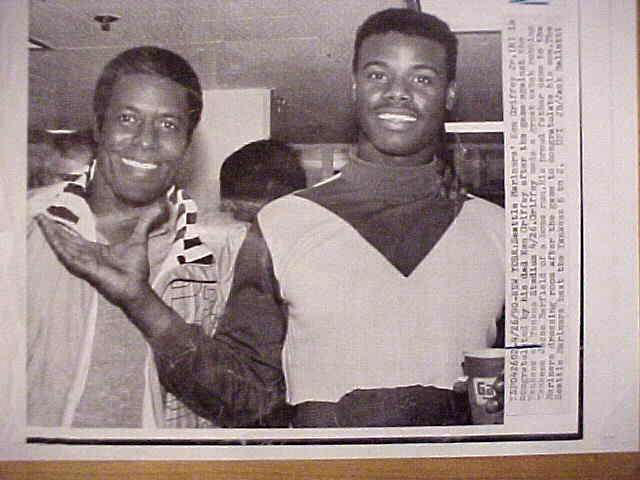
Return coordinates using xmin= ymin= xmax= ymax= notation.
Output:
xmin=93 ymin=46 xmax=203 ymax=137
xmin=352 ymin=8 xmax=458 ymax=82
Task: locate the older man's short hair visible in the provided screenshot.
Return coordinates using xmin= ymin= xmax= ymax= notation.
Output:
xmin=93 ymin=46 xmax=203 ymax=137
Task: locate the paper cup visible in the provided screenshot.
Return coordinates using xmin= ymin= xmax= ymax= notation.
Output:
xmin=462 ymin=348 xmax=505 ymax=425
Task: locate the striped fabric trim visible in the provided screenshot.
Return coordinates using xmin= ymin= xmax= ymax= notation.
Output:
xmin=46 ymin=205 xmax=79 ymax=224
xmin=44 ymin=169 xmax=94 ymax=236
xmin=173 ymin=189 xmax=213 ymax=266
xmin=44 ymin=165 xmax=212 ymax=266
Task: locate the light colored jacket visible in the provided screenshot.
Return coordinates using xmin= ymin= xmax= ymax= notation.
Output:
xmin=27 ymin=168 xmax=217 ymax=428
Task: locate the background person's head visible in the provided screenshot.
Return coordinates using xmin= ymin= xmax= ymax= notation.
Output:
xmin=90 ymin=47 xmax=203 ymax=209
xmin=219 ymin=140 xmax=307 ymax=223
xmin=351 ymin=9 xmax=458 ymax=167
xmin=50 ymin=130 xmax=96 ymax=177
xmin=27 ymin=130 xmax=96 ymax=189
xmin=27 ymin=140 xmax=59 ymax=189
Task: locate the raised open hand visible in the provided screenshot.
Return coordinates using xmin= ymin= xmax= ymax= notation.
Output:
xmin=35 ymin=201 xmax=167 ymax=311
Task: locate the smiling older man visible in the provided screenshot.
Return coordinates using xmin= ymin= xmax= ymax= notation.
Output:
xmin=28 ymin=46 xmax=217 ymax=428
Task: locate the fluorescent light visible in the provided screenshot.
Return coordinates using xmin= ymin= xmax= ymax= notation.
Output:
xmin=45 ymin=129 xmax=79 ymax=134
xmin=445 ymin=121 xmax=504 ymax=133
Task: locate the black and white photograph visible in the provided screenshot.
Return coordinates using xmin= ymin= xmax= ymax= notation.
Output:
xmin=0 ymin=0 xmax=638 ymax=463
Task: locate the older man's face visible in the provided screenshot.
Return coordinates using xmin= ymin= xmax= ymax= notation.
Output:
xmin=94 ymin=73 xmax=191 ymax=206
xmin=354 ymin=32 xmax=455 ymax=167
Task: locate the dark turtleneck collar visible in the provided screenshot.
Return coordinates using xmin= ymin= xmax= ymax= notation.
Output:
xmin=295 ymin=154 xmax=467 ymax=277
xmin=338 ymin=153 xmax=446 ymax=203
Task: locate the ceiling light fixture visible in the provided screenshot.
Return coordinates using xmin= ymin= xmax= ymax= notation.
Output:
xmin=45 ymin=129 xmax=79 ymax=135
xmin=94 ymin=14 xmax=120 ymax=32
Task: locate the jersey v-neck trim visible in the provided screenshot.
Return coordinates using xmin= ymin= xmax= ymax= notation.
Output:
xmin=295 ymin=155 xmax=466 ymax=277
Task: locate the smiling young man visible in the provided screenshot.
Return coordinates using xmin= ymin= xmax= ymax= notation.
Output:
xmin=27 ymin=47 xmax=217 ymax=428
xmin=354 ymin=33 xmax=455 ymax=167
xmin=37 ymin=9 xmax=505 ymax=428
